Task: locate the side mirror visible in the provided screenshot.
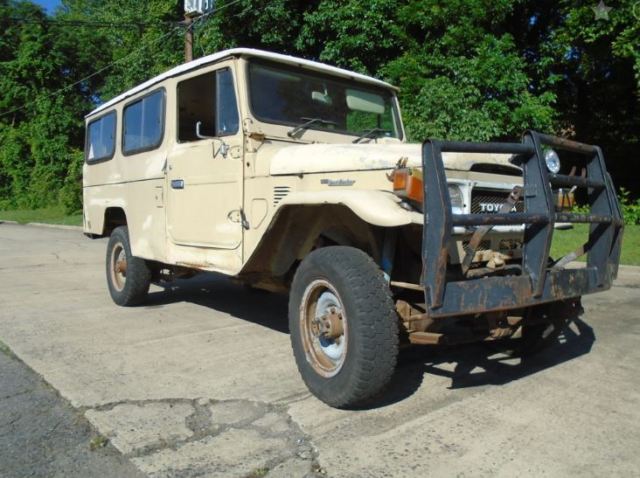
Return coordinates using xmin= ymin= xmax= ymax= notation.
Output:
xmin=195 ymin=121 xmax=215 ymax=139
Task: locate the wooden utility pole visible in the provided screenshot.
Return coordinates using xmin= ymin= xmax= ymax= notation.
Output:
xmin=184 ymin=14 xmax=193 ymax=63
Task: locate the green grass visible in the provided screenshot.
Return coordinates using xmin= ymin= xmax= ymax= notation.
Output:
xmin=0 ymin=206 xmax=82 ymax=226
xmin=551 ymin=223 xmax=639 ymax=266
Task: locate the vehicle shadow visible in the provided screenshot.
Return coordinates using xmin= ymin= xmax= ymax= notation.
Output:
xmin=144 ymin=272 xmax=290 ymax=334
xmin=143 ymin=273 xmax=596 ymax=409
xmin=373 ymin=317 xmax=595 ymax=408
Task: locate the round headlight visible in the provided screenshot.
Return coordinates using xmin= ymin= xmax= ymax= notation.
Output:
xmin=544 ymin=148 xmax=561 ymax=174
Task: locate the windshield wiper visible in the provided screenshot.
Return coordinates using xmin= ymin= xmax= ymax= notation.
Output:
xmin=287 ymin=117 xmax=338 ymax=138
xmin=353 ymin=127 xmax=391 ymax=144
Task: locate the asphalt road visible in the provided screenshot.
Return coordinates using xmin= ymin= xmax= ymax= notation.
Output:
xmin=0 ymin=342 xmax=146 ymax=478
xmin=0 ymin=223 xmax=639 ymax=477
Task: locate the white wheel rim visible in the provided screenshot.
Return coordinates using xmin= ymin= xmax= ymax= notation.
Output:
xmin=299 ymin=279 xmax=348 ymax=378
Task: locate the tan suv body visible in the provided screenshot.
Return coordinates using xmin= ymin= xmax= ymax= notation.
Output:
xmin=83 ymin=48 xmax=623 ymax=408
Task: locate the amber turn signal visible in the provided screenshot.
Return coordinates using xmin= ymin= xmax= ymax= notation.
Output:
xmin=392 ymin=168 xmax=424 ymax=204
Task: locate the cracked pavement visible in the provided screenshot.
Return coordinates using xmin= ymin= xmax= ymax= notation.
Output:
xmin=1 ymin=223 xmax=640 ymax=477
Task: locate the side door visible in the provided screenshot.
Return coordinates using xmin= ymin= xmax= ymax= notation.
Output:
xmin=166 ymin=65 xmax=244 ymax=250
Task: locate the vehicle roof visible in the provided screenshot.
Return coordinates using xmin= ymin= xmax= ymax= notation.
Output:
xmin=86 ymin=48 xmax=398 ymax=118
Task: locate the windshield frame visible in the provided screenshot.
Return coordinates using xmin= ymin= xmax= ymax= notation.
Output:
xmin=245 ymin=59 xmax=404 ymax=141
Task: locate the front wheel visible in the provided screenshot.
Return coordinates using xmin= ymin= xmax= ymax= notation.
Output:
xmin=289 ymin=246 xmax=399 ymax=408
xmin=106 ymin=226 xmax=151 ymax=306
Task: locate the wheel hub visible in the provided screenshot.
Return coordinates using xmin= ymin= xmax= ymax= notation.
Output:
xmin=110 ymin=243 xmax=128 ymax=292
xmin=115 ymin=256 xmax=127 ymax=275
xmin=311 ymin=307 xmax=344 ymax=340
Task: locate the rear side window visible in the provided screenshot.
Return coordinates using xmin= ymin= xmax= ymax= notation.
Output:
xmin=123 ymin=89 xmax=165 ymax=155
xmin=86 ymin=111 xmax=116 ymax=162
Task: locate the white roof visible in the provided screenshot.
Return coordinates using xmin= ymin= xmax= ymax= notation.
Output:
xmin=86 ymin=48 xmax=397 ymax=118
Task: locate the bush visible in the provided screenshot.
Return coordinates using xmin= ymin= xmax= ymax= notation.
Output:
xmin=59 ymin=150 xmax=84 ymax=215
xmin=572 ymin=188 xmax=640 ymax=225
xmin=619 ymin=188 xmax=640 ymax=225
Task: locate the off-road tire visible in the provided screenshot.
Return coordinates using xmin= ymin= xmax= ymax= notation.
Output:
xmin=289 ymin=246 xmax=399 ymax=408
xmin=106 ymin=226 xmax=151 ymax=306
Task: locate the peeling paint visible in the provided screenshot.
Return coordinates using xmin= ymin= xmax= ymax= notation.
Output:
xmin=270 ymin=143 xmax=515 ymax=176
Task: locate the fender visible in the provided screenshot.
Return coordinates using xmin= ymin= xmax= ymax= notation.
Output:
xmin=276 ymin=190 xmax=423 ymax=227
xmin=83 ymin=190 xmax=127 ymax=236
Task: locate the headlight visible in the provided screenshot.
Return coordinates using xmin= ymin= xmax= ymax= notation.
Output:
xmin=448 ymin=184 xmax=464 ymax=214
xmin=544 ymin=148 xmax=561 ymax=174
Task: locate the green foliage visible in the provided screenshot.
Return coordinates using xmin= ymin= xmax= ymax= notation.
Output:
xmin=0 ymin=0 xmax=102 ymax=211
xmin=573 ymin=188 xmax=640 ymax=225
xmin=0 ymin=0 xmax=639 ymax=214
xmin=619 ymin=188 xmax=640 ymax=225
xmin=59 ymin=149 xmax=84 ymax=214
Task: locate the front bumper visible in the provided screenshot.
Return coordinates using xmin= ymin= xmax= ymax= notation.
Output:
xmin=421 ymin=131 xmax=624 ymax=319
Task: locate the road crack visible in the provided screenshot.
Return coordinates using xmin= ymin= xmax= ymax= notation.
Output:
xmin=84 ymin=397 xmax=324 ymax=477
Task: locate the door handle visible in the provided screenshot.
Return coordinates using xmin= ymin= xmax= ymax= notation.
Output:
xmin=171 ymin=179 xmax=184 ymax=190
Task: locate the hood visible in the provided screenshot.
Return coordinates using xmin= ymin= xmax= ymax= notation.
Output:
xmin=270 ymin=143 xmax=520 ymax=175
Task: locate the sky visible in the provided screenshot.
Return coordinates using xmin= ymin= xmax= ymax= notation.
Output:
xmin=33 ymin=0 xmax=61 ymax=14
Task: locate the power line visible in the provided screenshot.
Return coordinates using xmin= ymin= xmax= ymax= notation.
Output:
xmin=0 ymin=25 xmax=184 ymax=121
xmin=0 ymin=0 xmax=246 ymax=121
xmin=9 ymin=17 xmax=182 ymax=28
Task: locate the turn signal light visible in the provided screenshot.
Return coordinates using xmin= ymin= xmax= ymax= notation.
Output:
xmin=392 ymin=168 xmax=424 ymax=204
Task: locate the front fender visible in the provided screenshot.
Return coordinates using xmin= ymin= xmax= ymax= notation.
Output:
xmin=277 ymin=190 xmax=423 ymax=227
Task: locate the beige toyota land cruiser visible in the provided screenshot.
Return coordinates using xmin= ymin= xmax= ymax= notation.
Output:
xmin=83 ymin=48 xmax=623 ymax=408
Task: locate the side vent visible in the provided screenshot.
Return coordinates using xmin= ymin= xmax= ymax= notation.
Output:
xmin=273 ymin=186 xmax=291 ymax=207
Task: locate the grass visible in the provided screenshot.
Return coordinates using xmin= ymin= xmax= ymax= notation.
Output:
xmin=0 ymin=339 xmax=15 ymax=358
xmin=551 ymin=223 xmax=639 ymax=266
xmin=89 ymin=435 xmax=109 ymax=451
xmin=0 ymin=206 xmax=82 ymax=226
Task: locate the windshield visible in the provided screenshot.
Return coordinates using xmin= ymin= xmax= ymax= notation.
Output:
xmin=247 ymin=61 xmax=402 ymax=139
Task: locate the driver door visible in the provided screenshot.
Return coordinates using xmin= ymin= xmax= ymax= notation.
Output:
xmin=166 ymin=66 xmax=243 ymax=251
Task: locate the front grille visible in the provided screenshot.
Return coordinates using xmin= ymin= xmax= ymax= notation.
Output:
xmin=471 ymin=188 xmax=524 ymax=214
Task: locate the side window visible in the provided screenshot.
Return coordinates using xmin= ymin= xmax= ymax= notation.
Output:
xmin=177 ymin=72 xmax=215 ymax=141
xmin=177 ymin=68 xmax=239 ymax=142
xmin=123 ymin=89 xmax=165 ymax=155
xmin=86 ymin=111 xmax=116 ymax=162
xmin=216 ymin=69 xmax=239 ymax=136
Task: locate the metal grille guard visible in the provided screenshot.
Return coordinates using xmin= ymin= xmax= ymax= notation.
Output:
xmin=421 ymin=131 xmax=624 ymax=319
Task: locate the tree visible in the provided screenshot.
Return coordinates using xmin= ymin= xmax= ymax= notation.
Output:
xmin=1 ymin=0 xmax=639 ymax=213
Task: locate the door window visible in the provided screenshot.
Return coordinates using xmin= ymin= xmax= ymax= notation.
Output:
xmin=177 ymin=68 xmax=239 ymax=142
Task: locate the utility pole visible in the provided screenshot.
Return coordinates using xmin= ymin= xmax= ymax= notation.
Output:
xmin=183 ymin=1 xmax=214 ymax=63
xmin=184 ymin=14 xmax=193 ymax=63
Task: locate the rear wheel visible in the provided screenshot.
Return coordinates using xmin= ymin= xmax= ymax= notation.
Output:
xmin=106 ymin=226 xmax=151 ymax=306
xmin=289 ymin=246 xmax=399 ymax=408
